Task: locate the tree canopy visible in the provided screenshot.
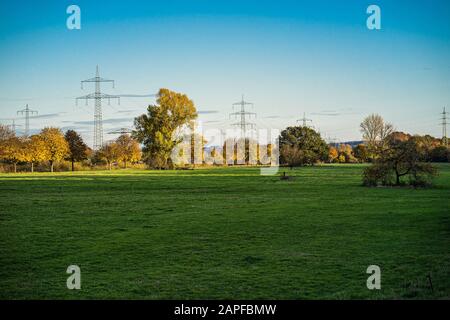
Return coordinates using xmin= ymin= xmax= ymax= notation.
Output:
xmin=115 ymin=134 xmax=141 ymax=168
xmin=40 ymin=127 xmax=70 ymax=172
xmin=279 ymin=126 xmax=328 ymax=167
xmin=133 ymin=88 xmax=198 ymax=169
xmin=65 ymin=130 xmax=88 ymax=171
xmin=360 ymin=114 xmax=394 ymax=159
xmin=363 ymin=133 xmax=437 ymax=187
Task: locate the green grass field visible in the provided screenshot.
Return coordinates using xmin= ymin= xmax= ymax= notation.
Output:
xmin=0 ymin=164 xmax=449 ymax=299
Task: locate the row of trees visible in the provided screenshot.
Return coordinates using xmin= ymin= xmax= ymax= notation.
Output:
xmin=328 ymin=138 xmax=447 ymax=164
xmin=278 ymin=114 xmax=448 ymax=168
xmin=0 ymin=125 xmax=141 ymax=172
xmin=0 ymin=127 xmax=75 ymax=172
xmin=1 ymin=88 xmax=449 ymax=172
xmin=95 ymin=135 xmax=141 ymax=170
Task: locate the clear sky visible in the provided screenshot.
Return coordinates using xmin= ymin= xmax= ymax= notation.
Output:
xmin=0 ymin=0 xmax=449 ymax=146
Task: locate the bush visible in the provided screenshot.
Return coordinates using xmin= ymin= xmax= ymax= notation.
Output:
xmin=362 ymin=163 xmax=395 ymax=187
xmin=363 ymin=161 xmax=437 ymax=188
xmin=430 ymin=146 xmax=449 ymax=163
xmin=362 ymin=134 xmax=438 ymax=188
xmin=409 ymin=163 xmax=437 ymax=188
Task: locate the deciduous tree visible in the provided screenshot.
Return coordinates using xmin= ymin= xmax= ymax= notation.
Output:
xmin=279 ymin=126 xmax=328 ymax=166
xmin=65 ymin=130 xmax=88 ymax=171
xmin=0 ymin=124 xmax=15 ymax=141
xmin=363 ymin=134 xmax=437 ymax=187
xmin=115 ymin=134 xmax=141 ymax=168
xmin=280 ymin=144 xmax=304 ymax=169
xmin=0 ymin=137 xmax=25 ymax=173
xmin=98 ymin=141 xmax=119 ymax=170
xmin=353 ymin=144 xmax=369 ymax=163
xmin=40 ymin=127 xmax=70 ymax=172
xmin=328 ymin=146 xmax=339 ymax=163
xmin=24 ymin=135 xmax=47 ymax=172
xmin=360 ymin=114 xmax=394 ymax=159
xmin=133 ymin=88 xmax=198 ymax=169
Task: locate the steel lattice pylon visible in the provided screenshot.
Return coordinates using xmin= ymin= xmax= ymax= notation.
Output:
xmin=17 ymin=104 xmax=38 ymax=137
xmin=229 ymin=95 xmax=256 ymax=138
xmin=76 ymin=66 xmax=120 ymax=150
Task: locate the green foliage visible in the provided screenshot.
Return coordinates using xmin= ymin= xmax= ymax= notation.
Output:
xmin=279 ymin=126 xmax=328 ymax=166
xmin=353 ymin=144 xmax=369 ymax=163
xmin=97 ymin=141 xmax=120 ymax=170
xmin=429 ymin=146 xmax=450 ymax=163
xmin=64 ymin=130 xmax=88 ymax=171
xmin=363 ymin=134 xmax=438 ymax=187
xmin=133 ymin=88 xmax=197 ymax=169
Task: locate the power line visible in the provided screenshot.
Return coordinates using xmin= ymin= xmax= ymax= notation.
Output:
xmin=441 ymin=107 xmax=448 ymax=147
xmin=76 ymin=66 xmax=120 ymax=150
xmin=5 ymin=119 xmax=22 ymax=135
xmin=297 ymin=112 xmax=312 ymax=127
xmin=229 ymin=95 xmax=256 ymax=138
xmin=9 ymin=119 xmax=21 ymax=134
xmin=17 ymin=104 xmax=38 ymax=137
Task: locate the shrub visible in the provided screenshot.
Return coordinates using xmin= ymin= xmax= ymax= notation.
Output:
xmin=409 ymin=163 xmax=438 ymax=188
xmin=363 ymin=163 xmax=394 ymax=187
xmin=362 ymin=134 xmax=437 ymax=187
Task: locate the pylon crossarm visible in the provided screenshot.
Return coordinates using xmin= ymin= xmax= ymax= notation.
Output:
xmin=81 ymin=77 xmax=114 ymax=83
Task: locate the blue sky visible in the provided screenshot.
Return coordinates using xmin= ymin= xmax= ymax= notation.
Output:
xmin=0 ymin=0 xmax=449 ymax=146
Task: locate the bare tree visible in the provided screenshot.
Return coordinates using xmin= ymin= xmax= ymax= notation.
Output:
xmin=360 ymin=114 xmax=394 ymax=158
xmin=0 ymin=124 xmax=15 ymax=141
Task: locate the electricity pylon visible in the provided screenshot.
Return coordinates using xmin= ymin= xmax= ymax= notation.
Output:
xmin=230 ymin=95 xmax=256 ymax=138
xmin=17 ymin=104 xmax=38 ymax=137
xmin=297 ymin=112 xmax=312 ymax=127
xmin=108 ymin=128 xmax=132 ymax=135
xmin=442 ymin=107 xmax=448 ymax=147
xmin=8 ymin=119 xmax=21 ymax=134
xmin=76 ymin=66 xmax=120 ymax=150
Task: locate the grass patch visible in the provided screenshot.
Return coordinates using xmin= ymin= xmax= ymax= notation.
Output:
xmin=0 ymin=164 xmax=449 ymax=299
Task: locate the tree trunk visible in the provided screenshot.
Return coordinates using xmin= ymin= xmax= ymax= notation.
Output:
xmin=13 ymin=162 xmax=17 ymax=173
xmin=71 ymin=160 xmax=75 ymax=172
xmin=109 ymin=162 xmax=112 ymax=170
xmin=50 ymin=161 xmax=54 ymax=173
xmin=31 ymin=162 xmax=34 ymax=173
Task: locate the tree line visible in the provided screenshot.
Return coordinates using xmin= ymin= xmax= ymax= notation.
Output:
xmin=0 ymin=126 xmax=141 ymax=173
xmin=1 ymin=88 xmax=449 ymax=173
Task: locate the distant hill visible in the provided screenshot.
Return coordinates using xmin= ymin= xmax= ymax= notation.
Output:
xmin=336 ymin=140 xmax=364 ymax=147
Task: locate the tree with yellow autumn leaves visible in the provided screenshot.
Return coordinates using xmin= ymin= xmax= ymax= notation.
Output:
xmin=23 ymin=135 xmax=47 ymax=173
xmin=39 ymin=127 xmax=70 ymax=172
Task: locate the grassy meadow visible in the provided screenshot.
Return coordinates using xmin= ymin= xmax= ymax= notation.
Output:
xmin=0 ymin=164 xmax=449 ymax=299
